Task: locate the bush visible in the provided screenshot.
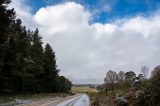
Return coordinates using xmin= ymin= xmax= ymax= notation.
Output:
xmin=134 ymin=65 xmax=160 ymax=106
xmin=134 ymin=90 xmax=160 ymax=106
xmin=114 ymin=96 xmax=128 ymax=106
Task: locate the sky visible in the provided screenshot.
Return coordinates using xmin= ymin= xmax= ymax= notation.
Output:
xmin=10 ymin=0 xmax=160 ymax=84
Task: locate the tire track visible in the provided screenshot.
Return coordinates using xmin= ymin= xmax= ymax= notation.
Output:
xmin=16 ymin=94 xmax=81 ymax=106
xmin=40 ymin=95 xmax=81 ymax=106
xmin=64 ymin=95 xmax=83 ymax=106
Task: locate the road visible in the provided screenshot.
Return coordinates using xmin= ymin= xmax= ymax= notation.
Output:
xmin=16 ymin=94 xmax=90 ymax=106
xmin=57 ymin=94 xmax=89 ymax=106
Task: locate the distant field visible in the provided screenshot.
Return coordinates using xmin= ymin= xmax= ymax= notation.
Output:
xmin=71 ymin=86 xmax=97 ymax=93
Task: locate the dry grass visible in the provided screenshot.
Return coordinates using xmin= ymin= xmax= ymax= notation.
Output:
xmin=71 ymin=86 xmax=97 ymax=93
xmin=88 ymin=92 xmax=115 ymax=106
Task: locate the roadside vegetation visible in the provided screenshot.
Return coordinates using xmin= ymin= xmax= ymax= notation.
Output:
xmin=89 ymin=65 xmax=160 ymax=106
xmin=0 ymin=0 xmax=72 ymax=95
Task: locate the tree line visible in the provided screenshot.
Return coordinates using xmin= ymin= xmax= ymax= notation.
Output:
xmin=102 ymin=66 xmax=149 ymax=91
xmin=97 ymin=65 xmax=160 ymax=106
xmin=0 ymin=0 xmax=72 ymax=94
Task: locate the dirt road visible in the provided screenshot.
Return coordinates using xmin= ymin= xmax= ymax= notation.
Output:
xmin=16 ymin=94 xmax=89 ymax=106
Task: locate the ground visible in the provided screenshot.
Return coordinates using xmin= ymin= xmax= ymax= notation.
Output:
xmin=0 ymin=93 xmax=90 ymax=106
xmin=0 ymin=93 xmax=71 ymax=105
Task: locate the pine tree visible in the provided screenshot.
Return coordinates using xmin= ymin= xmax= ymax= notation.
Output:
xmin=10 ymin=19 xmax=33 ymax=93
xmin=0 ymin=19 xmax=33 ymax=94
xmin=0 ymin=0 xmax=15 ymax=94
xmin=57 ymin=76 xmax=72 ymax=92
xmin=30 ymin=29 xmax=44 ymax=92
xmin=0 ymin=0 xmax=15 ymax=68
xmin=43 ymin=44 xmax=58 ymax=92
xmin=0 ymin=0 xmax=15 ymax=43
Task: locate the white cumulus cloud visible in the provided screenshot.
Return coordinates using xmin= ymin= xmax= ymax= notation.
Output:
xmin=10 ymin=1 xmax=160 ymax=84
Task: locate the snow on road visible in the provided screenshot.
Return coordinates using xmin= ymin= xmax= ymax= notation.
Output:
xmin=14 ymin=94 xmax=89 ymax=106
xmin=56 ymin=94 xmax=90 ymax=106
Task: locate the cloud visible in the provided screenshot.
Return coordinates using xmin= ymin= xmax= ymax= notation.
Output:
xmin=10 ymin=1 xmax=160 ymax=84
xmin=9 ymin=0 xmax=36 ymax=29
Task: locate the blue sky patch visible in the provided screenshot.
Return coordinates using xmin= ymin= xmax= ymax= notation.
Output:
xmin=27 ymin=0 xmax=160 ymax=23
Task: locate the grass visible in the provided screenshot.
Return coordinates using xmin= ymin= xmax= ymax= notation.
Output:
xmin=88 ymin=92 xmax=114 ymax=106
xmin=71 ymin=86 xmax=97 ymax=93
